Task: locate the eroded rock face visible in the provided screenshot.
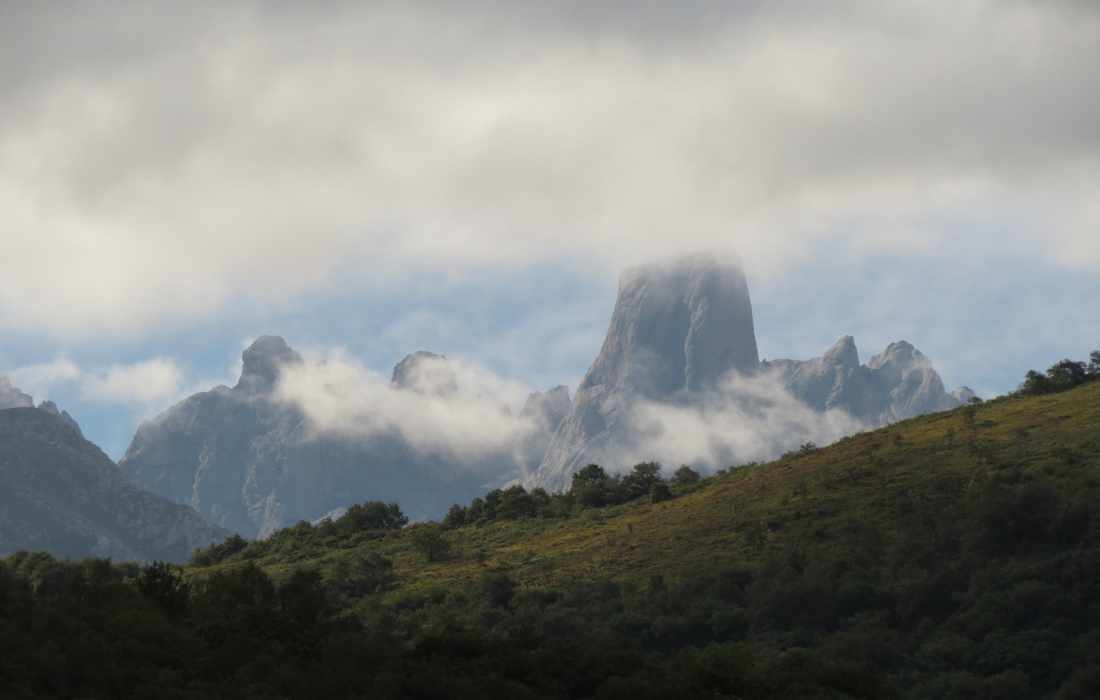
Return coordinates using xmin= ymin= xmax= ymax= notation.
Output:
xmin=390 ymin=351 xmax=458 ymax=396
xmin=120 ymin=339 xmax=507 ymax=537
xmin=766 ymin=338 xmax=964 ymax=426
xmin=531 ymin=256 xmax=759 ymax=491
xmin=517 ymin=386 xmax=572 ymax=479
xmin=528 ymin=256 xmax=974 ymax=492
xmin=0 ymin=407 xmax=227 ymax=563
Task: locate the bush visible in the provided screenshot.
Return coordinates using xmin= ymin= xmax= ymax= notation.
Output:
xmin=410 ymin=524 xmax=450 ymax=562
xmin=651 ymin=483 xmax=673 ymax=503
xmin=672 ymin=466 xmax=701 ymax=486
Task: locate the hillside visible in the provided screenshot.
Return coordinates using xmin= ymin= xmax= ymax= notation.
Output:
xmin=205 ymin=380 xmax=1100 ymax=596
xmin=3 ymin=380 xmax=1099 ymax=698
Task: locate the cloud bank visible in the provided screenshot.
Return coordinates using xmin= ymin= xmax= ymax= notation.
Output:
xmin=275 ymin=347 xmax=868 ymax=484
xmin=6 ymin=357 xmax=184 ymax=407
xmin=276 ymin=349 xmax=539 ymax=468
xmin=2 ymin=0 xmax=1098 ymax=337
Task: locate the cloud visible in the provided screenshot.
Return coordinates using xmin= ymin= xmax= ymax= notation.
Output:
xmin=276 ymin=348 xmax=540 ymax=472
xmin=3 ymin=356 xmax=183 ymax=407
xmin=78 ymin=358 xmax=184 ymax=405
xmin=6 ymin=358 xmax=82 ymax=399
xmin=0 ymin=1 xmax=1097 ymax=337
xmin=597 ymin=370 xmax=868 ymax=473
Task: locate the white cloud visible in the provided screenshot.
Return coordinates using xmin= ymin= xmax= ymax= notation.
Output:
xmin=0 ymin=1 xmax=1097 ymax=337
xmin=277 ymin=348 xmax=538 ymax=468
xmin=78 ymin=358 xmax=184 ymax=405
xmin=626 ymin=371 xmax=867 ymax=471
xmin=6 ymin=358 xmax=82 ymax=400
xmin=3 ymin=356 xmax=183 ymax=407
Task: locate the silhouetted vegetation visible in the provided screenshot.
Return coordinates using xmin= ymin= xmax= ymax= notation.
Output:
xmin=1017 ymin=350 xmax=1099 ymax=396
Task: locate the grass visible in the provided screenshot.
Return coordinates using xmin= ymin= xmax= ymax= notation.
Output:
xmin=193 ymin=381 xmax=1100 ymax=599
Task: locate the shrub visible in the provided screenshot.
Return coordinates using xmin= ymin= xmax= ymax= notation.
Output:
xmin=672 ymin=466 xmax=701 ymax=486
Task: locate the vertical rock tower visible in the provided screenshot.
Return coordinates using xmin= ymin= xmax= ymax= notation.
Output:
xmin=530 ymin=255 xmax=759 ymax=491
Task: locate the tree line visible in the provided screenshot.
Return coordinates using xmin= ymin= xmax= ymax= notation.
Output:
xmin=1017 ymin=349 xmax=1100 ymax=396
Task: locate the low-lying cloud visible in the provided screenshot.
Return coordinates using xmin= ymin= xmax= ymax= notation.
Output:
xmin=279 ymin=348 xmax=870 ymax=486
xmin=276 ymin=349 xmax=540 ymax=469
xmin=619 ymin=370 xmax=867 ymax=473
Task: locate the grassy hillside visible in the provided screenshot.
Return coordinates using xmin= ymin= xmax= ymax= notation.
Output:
xmin=200 ymin=380 xmax=1100 ymax=598
xmin=5 ymin=380 xmax=1100 ymax=698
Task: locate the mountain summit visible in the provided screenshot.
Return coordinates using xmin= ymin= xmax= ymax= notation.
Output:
xmin=532 ymin=255 xmax=759 ymax=490
xmin=236 ymin=335 xmax=303 ymax=394
xmin=529 ymin=256 xmax=970 ymax=491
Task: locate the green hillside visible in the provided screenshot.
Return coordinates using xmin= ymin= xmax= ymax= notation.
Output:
xmin=4 ymin=379 xmax=1100 ymax=698
xmin=201 ymin=380 xmax=1100 ymax=597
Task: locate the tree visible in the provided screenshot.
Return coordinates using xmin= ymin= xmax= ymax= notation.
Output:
xmin=572 ymin=464 xmax=610 ymax=508
xmin=1046 ymin=359 xmax=1088 ymax=390
xmin=410 ymin=524 xmax=450 ymax=562
xmin=442 ymin=504 xmax=468 ymax=529
xmin=672 ymin=466 xmax=701 ymax=486
xmin=480 ymin=571 xmax=517 ymax=608
xmin=650 ymin=482 xmax=673 ymax=503
xmin=1018 ymin=370 xmax=1052 ymax=396
xmin=343 ymin=501 xmax=409 ymax=531
xmin=496 ymin=485 xmax=537 ymax=520
xmin=136 ymin=561 xmax=189 ymax=615
xmin=622 ymin=462 xmax=663 ymax=500
xmin=573 ymin=464 xmax=609 ymax=486
xmin=1089 ymin=350 xmax=1100 ymax=379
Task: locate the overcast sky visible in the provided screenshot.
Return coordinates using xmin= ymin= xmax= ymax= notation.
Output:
xmin=2 ymin=0 xmax=1098 ymax=458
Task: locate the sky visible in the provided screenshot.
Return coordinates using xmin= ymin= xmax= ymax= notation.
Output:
xmin=1 ymin=0 xmax=1098 ymax=459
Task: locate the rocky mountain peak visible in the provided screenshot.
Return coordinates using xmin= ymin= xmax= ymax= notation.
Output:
xmin=236 ymin=335 xmax=303 ymax=394
xmin=823 ymin=335 xmax=860 ymax=369
xmin=0 ymin=376 xmax=34 ymax=410
xmin=390 ymin=351 xmax=458 ymax=396
xmin=868 ymin=340 xmax=924 ymax=370
xmin=532 ymin=254 xmax=759 ymax=490
xmin=37 ymin=400 xmax=82 ymax=436
xmin=584 ymin=254 xmax=759 ymax=399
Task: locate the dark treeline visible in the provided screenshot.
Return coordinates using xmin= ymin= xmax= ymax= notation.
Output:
xmin=442 ymin=463 xmax=703 ymax=529
xmin=1017 ymin=350 xmax=1100 ymax=397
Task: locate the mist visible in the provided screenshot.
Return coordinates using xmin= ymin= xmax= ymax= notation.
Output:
xmin=275 ymin=348 xmax=543 ymax=478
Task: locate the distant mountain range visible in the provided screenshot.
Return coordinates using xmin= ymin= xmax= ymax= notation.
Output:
xmin=528 ymin=255 xmax=973 ymax=491
xmin=0 ymin=254 xmax=975 ymax=554
xmin=119 ymin=338 xmax=563 ymax=538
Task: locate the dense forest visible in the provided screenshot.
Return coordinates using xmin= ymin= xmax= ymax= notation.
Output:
xmin=2 ymin=354 xmax=1099 ymax=699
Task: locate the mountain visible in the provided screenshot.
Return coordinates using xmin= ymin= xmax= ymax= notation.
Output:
xmin=765 ymin=336 xmax=966 ymax=426
xmin=0 ymin=405 xmax=227 ymax=562
xmin=532 ymin=255 xmax=759 ymax=490
xmin=517 ymin=385 xmax=572 ymax=478
xmin=0 ymin=376 xmax=34 ymax=409
xmin=530 ymin=256 xmax=970 ymax=491
xmin=165 ymin=380 xmax=1100 ymax=698
xmin=119 ymin=339 xmax=523 ymax=537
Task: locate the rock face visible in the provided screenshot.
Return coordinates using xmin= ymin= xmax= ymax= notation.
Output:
xmin=529 ymin=256 xmax=973 ymax=492
xmin=531 ymin=255 xmax=759 ymax=491
xmin=765 ymin=337 xmax=964 ymax=426
xmin=120 ymin=339 xmax=505 ymax=537
xmin=0 ymin=376 xmax=34 ymax=410
xmin=0 ymin=406 xmax=228 ymax=563
xmin=390 ymin=351 xmax=457 ymax=395
xmin=517 ymin=386 xmax=572 ymax=478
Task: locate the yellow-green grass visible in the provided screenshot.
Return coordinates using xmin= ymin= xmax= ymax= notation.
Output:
xmin=193 ymin=381 xmax=1100 ymax=599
